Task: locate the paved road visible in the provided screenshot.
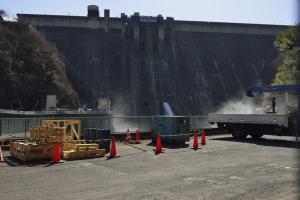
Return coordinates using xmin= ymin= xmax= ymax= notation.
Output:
xmin=0 ymin=135 xmax=299 ymax=200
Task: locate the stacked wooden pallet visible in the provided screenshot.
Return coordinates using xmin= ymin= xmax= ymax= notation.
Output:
xmin=10 ymin=142 xmax=64 ymax=162
xmin=30 ymin=126 xmax=74 ymax=151
xmin=63 ymin=144 xmax=105 ymax=160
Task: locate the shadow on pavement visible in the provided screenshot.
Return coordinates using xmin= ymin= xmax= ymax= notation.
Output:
xmin=3 ymin=155 xmax=52 ymax=167
xmin=146 ymin=141 xmax=190 ymax=149
xmin=210 ymin=137 xmax=300 ymax=149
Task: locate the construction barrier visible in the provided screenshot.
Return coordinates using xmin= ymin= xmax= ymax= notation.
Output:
xmin=116 ymin=140 xmax=146 ymax=152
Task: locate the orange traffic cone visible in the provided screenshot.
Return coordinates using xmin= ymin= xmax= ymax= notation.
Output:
xmin=51 ymin=140 xmax=63 ymax=163
xmin=124 ymin=129 xmax=132 ymax=142
xmin=0 ymin=146 xmax=5 ymax=162
xmin=153 ymin=132 xmax=165 ymax=153
xmin=132 ymin=129 xmax=142 ymax=144
xmin=107 ymin=136 xmax=120 ymax=158
xmin=201 ymin=130 xmax=207 ymax=145
xmin=136 ymin=129 xmax=140 ymax=141
xmin=190 ymin=132 xmax=201 ymax=149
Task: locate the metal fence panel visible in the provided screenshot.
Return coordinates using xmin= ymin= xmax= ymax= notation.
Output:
xmin=0 ymin=116 xmax=209 ymax=139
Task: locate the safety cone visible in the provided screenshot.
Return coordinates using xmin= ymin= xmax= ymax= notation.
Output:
xmin=51 ymin=140 xmax=63 ymax=163
xmin=124 ymin=129 xmax=132 ymax=142
xmin=132 ymin=129 xmax=142 ymax=144
xmin=153 ymin=132 xmax=165 ymax=153
xmin=201 ymin=130 xmax=207 ymax=145
xmin=0 ymin=146 xmax=5 ymax=162
xmin=190 ymin=132 xmax=201 ymax=149
xmin=107 ymin=136 xmax=120 ymax=158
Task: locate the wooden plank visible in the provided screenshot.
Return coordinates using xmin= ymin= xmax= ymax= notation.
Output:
xmin=64 ymin=149 xmax=105 ymax=160
xmin=66 ymin=149 xmax=105 ymax=156
xmin=65 ymin=154 xmax=104 ymax=161
xmin=78 ymin=120 xmax=81 ymax=140
xmin=74 ymin=144 xmax=98 ymax=151
xmin=71 ymin=125 xmax=79 ymax=140
xmin=50 ymin=121 xmax=58 ymax=127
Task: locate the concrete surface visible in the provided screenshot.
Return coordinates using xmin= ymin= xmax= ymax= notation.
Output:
xmin=0 ymin=134 xmax=299 ymax=200
xmin=17 ymin=12 xmax=287 ymax=116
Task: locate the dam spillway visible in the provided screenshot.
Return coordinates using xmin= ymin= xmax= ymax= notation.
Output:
xmin=17 ymin=9 xmax=288 ymax=116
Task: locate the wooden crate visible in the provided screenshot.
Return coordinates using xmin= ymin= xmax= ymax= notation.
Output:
xmin=42 ymin=120 xmax=81 ymax=141
xmin=11 ymin=142 xmax=18 ymax=158
xmin=30 ymin=120 xmax=81 ymax=152
xmin=22 ymin=143 xmax=63 ymax=162
xmin=11 ymin=142 xmax=63 ymax=162
xmin=30 ymin=127 xmax=67 ymax=142
xmin=63 ymin=144 xmax=105 ymax=160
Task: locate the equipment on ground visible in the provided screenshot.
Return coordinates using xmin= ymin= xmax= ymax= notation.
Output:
xmin=208 ymin=85 xmax=300 ymax=139
xmin=84 ymin=128 xmax=110 ymax=153
xmin=151 ymin=116 xmax=190 ymax=144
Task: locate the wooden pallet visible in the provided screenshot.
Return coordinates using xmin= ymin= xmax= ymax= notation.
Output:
xmin=63 ymin=144 xmax=105 ymax=160
xmin=30 ymin=126 xmax=73 ymax=151
xmin=10 ymin=142 xmax=63 ymax=162
xmin=30 ymin=127 xmax=67 ymax=142
xmin=42 ymin=120 xmax=81 ymax=141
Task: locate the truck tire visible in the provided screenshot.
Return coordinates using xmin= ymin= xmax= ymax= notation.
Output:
xmin=231 ymin=125 xmax=247 ymax=139
xmin=250 ymin=133 xmax=264 ymax=139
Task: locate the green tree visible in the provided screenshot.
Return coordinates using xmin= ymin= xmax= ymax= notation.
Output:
xmin=271 ymin=24 xmax=300 ymax=86
xmin=44 ymin=70 xmax=58 ymax=84
xmin=262 ymin=24 xmax=300 ymax=106
xmin=274 ymin=25 xmax=300 ymax=51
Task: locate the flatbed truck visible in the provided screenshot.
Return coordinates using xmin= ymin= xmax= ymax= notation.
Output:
xmin=208 ymin=85 xmax=300 ymax=139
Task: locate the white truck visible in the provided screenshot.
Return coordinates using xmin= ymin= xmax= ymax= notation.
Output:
xmin=208 ymin=85 xmax=300 ymax=139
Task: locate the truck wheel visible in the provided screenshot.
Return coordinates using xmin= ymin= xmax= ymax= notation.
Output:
xmin=250 ymin=134 xmax=264 ymax=139
xmin=231 ymin=125 xmax=247 ymax=139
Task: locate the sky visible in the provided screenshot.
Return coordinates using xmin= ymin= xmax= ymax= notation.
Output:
xmin=1 ymin=0 xmax=300 ymax=25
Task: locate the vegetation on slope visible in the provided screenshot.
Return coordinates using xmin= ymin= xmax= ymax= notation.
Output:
xmin=262 ymin=24 xmax=300 ymax=106
xmin=0 ymin=19 xmax=81 ymax=110
xmin=272 ymin=24 xmax=300 ymax=85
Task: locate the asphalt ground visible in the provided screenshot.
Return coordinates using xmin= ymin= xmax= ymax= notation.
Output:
xmin=0 ymin=134 xmax=299 ymax=200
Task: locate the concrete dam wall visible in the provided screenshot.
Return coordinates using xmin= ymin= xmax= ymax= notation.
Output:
xmin=18 ymin=12 xmax=287 ymax=116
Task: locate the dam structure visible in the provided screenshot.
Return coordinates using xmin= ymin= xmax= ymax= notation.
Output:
xmin=18 ymin=5 xmax=288 ymax=116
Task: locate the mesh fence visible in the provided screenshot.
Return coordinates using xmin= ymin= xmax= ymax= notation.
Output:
xmin=0 ymin=116 xmax=209 ymax=139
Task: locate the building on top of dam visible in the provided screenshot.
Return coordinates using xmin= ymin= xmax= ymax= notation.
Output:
xmin=17 ymin=6 xmax=289 ymax=116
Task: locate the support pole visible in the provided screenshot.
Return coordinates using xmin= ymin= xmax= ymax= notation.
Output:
xmin=139 ymin=116 xmax=141 ymax=134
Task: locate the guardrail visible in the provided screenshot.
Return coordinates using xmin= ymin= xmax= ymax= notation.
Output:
xmin=0 ymin=109 xmax=113 ymax=115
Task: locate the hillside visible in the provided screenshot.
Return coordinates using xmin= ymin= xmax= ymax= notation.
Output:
xmin=0 ymin=21 xmax=81 ymax=110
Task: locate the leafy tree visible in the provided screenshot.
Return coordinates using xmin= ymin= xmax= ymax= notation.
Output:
xmin=274 ymin=25 xmax=300 ymax=51
xmin=44 ymin=70 xmax=58 ymax=84
xmin=272 ymin=24 xmax=300 ymax=85
xmin=262 ymin=24 xmax=300 ymax=106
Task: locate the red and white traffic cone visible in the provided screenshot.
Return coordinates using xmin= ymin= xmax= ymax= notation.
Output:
xmin=0 ymin=146 xmax=5 ymax=162
xmin=124 ymin=129 xmax=132 ymax=142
